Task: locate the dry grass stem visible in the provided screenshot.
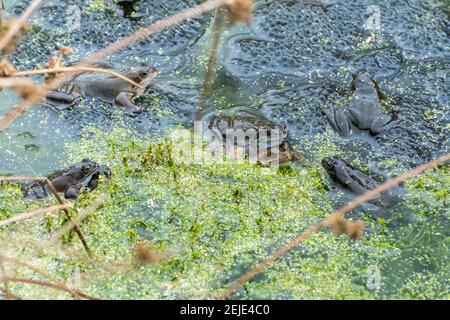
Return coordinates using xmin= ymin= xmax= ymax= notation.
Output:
xmin=0 ymin=204 xmax=73 ymax=227
xmin=219 ymin=153 xmax=450 ymax=299
xmin=0 ymin=0 xmax=41 ymax=54
xmin=0 ymin=0 xmax=230 ymax=131
xmin=0 ymin=175 xmax=91 ymax=255
xmin=51 ymin=193 xmax=109 ymax=242
xmin=0 ymin=254 xmax=100 ymax=299
xmin=196 ymin=9 xmax=224 ymax=122
xmin=0 ymin=276 xmax=100 ymax=300
xmin=14 ymin=66 xmax=143 ymax=88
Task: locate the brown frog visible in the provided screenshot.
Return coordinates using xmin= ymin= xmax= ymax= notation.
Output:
xmin=322 ymin=156 xmax=405 ymax=208
xmin=321 ymin=72 xmax=393 ymax=136
xmin=207 ymin=110 xmax=306 ymax=166
xmin=45 ymin=64 xmax=157 ymax=111
xmin=24 ymin=159 xmax=111 ymax=199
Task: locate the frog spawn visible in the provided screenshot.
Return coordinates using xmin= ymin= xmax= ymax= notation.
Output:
xmin=11 ymin=0 xmax=209 ymax=69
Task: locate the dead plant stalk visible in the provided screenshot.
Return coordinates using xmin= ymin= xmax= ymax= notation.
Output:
xmin=0 ymin=176 xmax=91 ymax=255
xmin=13 ymin=66 xmax=143 ymax=88
xmin=219 ymin=152 xmax=450 ymax=299
xmin=0 ymin=0 xmax=43 ymax=52
xmin=0 ymin=204 xmax=73 ymax=227
xmin=0 ymin=0 xmax=234 ymax=131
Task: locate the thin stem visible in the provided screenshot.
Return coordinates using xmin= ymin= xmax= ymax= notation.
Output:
xmin=195 ymin=9 xmax=224 ymax=123
xmin=0 ymin=277 xmax=100 ymax=300
xmin=51 ymin=193 xmax=108 ymax=242
xmin=0 ymin=0 xmax=43 ymax=53
xmin=0 ymin=176 xmax=91 ymax=255
xmin=14 ymin=67 xmax=142 ymax=88
xmin=0 ymin=204 xmax=73 ymax=227
xmin=0 ymin=0 xmax=232 ymax=131
xmin=219 ymin=153 xmax=450 ymax=299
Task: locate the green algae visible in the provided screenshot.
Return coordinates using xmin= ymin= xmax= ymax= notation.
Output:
xmin=0 ymin=128 xmax=448 ymax=299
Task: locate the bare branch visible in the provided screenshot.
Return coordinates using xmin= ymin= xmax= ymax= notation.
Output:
xmin=0 ymin=0 xmax=43 ymax=53
xmin=14 ymin=66 xmax=143 ymax=88
xmin=0 ymin=0 xmax=232 ymax=131
xmin=219 ymin=153 xmax=450 ymax=299
xmin=0 ymin=277 xmax=100 ymax=300
xmin=0 ymin=204 xmax=73 ymax=227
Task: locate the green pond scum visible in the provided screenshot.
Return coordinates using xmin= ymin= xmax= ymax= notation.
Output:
xmin=0 ymin=128 xmax=448 ymax=299
xmin=0 ymin=0 xmax=449 ymax=301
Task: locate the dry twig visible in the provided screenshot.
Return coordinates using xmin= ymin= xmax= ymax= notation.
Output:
xmin=51 ymin=193 xmax=109 ymax=242
xmin=14 ymin=66 xmax=143 ymax=88
xmin=0 ymin=0 xmax=234 ymax=131
xmin=0 ymin=0 xmax=41 ymax=54
xmin=219 ymin=153 xmax=450 ymax=299
xmin=0 ymin=176 xmax=91 ymax=255
xmin=0 ymin=204 xmax=73 ymax=227
xmin=0 ymin=276 xmax=100 ymax=300
xmin=196 ymin=9 xmax=224 ymax=122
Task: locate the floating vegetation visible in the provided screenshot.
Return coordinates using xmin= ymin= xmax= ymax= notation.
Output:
xmin=0 ymin=0 xmax=448 ymax=300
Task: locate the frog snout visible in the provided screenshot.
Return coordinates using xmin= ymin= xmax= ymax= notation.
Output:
xmin=321 ymin=157 xmax=334 ymax=171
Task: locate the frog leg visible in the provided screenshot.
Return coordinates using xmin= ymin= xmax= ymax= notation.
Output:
xmin=40 ymin=102 xmax=64 ymax=114
xmin=369 ymin=114 xmax=392 ymax=135
xmin=46 ymin=91 xmax=79 ymax=105
xmin=114 ymin=92 xmax=141 ymax=111
xmin=321 ymin=106 xmax=352 ymax=136
xmin=289 ymin=146 xmax=309 ymax=167
xmin=64 ymin=187 xmax=80 ymax=200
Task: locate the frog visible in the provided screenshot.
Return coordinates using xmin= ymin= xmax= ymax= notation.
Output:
xmin=207 ymin=110 xmax=307 ymax=166
xmin=45 ymin=64 xmax=157 ymax=111
xmin=321 ymin=156 xmax=405 ymax=208
xmin=321 ymin=72 xmax=393 ymax=136
xmin=24 ymin=159 xmax=111 ymax=200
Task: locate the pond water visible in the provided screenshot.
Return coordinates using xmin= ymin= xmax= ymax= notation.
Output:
xmin=0 ymin=0 xmax=448 ymax=299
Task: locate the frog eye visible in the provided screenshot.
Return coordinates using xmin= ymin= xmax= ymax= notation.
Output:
xmin=321 ymin=158 xmax=333 ymax=170
xmin=82 ymin=164 xmax=92 ymax=174
xmin=140 ymin=70 xmax=149 ymax=77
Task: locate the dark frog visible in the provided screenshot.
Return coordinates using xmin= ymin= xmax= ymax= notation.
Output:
xmin=45 ymin=64 xmax=157 ymax=111
xmin=207 ymin=110 xmax=306 ymax=166
xmin=321 ymin=156 xmax=405 ymax=208
xmin=321 ymin=72 xmax=394 ymax=136
xmin=25 ymin=159 xmax=111 ymax=200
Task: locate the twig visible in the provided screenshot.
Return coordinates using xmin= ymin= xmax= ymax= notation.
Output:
xmin=0 ymin=176 xmax=91 ymax=255
xmin=195 ymin=9 xmax=224 ymax=123
xmin=0 ymin=0 xmax=43 ymax=53
xmin=13 ymin=66 xmax=143 ymax=88
xmin=219 ymin=153 xmax=450 ymax=299
xmin=0 ymin=254 xmax=61 ymax=284
xmin=0 ymin=254 xmax=10 ymax=299
xmin=0 ymin=204 xmax=73 ymax=227
xmin=0 ymin=0 xmax=232 ymax=131
xmin=51 ymin=193 xmax=109 ymax=242
xmin=0 ymin=254 xmax=98 ymax=299
xmin=0 ymin=277 xmax=100 ymax=300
